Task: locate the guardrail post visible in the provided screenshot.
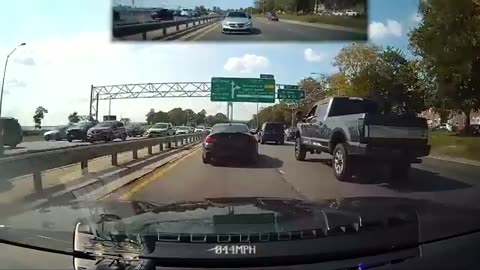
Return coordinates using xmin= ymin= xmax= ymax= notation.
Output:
xmin=162 ymin=28 xmax=167 ymax=35
xmin=33 ymin=172 xmax=43 ymax=192
xmin=148 ymin=146 xmax=153 ymax=155
xmin=112 ymin=153 xmax=118 ymax=165
xmin=81 ymin=160 xmax=88 ymax=175
xmin=193 ymin=21 xmax=196 ymax=26
xmin=159 ymin=143 xmax=164 ymax=151
xmin=176 ymin=24 xmax=180 ymax=31
xmin=167 ymin=141 xmax=172 ymax=148
xmin=142 ymin=32 xmax=147 ymax=40
xmin=0 ymin=122 xmax=4 ymax=157
xmin=186 ymin=22 xmax=189 ymax=28
xmin=133 ymin=149 xmax=138 ymax=159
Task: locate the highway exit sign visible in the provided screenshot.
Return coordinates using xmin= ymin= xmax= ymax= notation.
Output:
xmin=277 ymin=89 xmax=305 ymax=100
xmin=211 ymin=77 xmax=276 ymax=103
xmin=260 ymin=74 xmax=274 ymax=79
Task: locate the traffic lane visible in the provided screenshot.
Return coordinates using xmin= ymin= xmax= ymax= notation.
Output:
xmin=262 ymin=142 xmax=480 ymax=209
xmin=110 ymin=146 xmax=306 ymax=204
xmin=196 ymin=17 xmax=367 ymax=41
xmin=3 ymin=136 xmax=144 ymax=156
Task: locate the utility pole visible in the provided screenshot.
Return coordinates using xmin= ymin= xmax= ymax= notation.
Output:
xmin=256 ymin=103 xmax=259 ymax=130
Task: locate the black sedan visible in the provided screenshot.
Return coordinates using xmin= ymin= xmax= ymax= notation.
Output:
xmin=202 ymin=123 xmax=258 ymax=165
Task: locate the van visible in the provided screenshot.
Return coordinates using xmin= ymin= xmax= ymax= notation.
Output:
xmin=257 ymin=122 xmax=285 ymax=144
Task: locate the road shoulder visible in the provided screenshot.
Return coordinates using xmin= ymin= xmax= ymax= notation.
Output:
xmin=426 ymin=155 xmax=480 ymax=167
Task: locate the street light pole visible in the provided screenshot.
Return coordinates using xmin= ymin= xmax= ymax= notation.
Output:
xmin=0 ymin=42 xmax=26 ymax=117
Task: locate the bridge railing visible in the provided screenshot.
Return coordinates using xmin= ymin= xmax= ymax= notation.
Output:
xmin=0 ymin=133 xmax=205 ymax=192
xmin=113 ymin=15 xmax=222 ymax=40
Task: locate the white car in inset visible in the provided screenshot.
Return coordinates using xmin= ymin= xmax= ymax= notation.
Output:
xmin=221 ymin=11 xmax=253 ymax=34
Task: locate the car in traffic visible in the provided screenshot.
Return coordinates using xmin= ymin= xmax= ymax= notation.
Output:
xmin=345 ymin=10 xmax=359 ymax=16
xmin=86 ymin=120 xmax=127 ymax=143
xmin=151 ymin=8 xmax=174 ymax=21
xmin=435 ymin=123 xmax=453 ymax=132
xmin=221 ymin=11 xmax=253 ymax=34
xmin=202 ymin=123 xmax=258 ymax=165
xmin=66 ymin=120 xmax=98 ymax=142
xmin=0 ymin=117 xmax=23 ymax=148
xmin=125 ymin=123 xmax=145 ymax=137
xmin=295 ymin=97 xmax=430 ymax=181
xmin=194 ymin=126 xmax=206 ymax=133
xmin=285 ymin=126 xmax=297 ymax=141
xmin=145 ymin=123 xmax=175 ymax=138
xmin=175 ymin=126 xmax=191 ymax=135
xmin=205 ymin=127 xmax=212 ymax=134
xmin=266 ymin=12 xmax=279 ymax=21
xmin=180 ymin=9 xmax=192 ymax=17
xmin=257 ymin=122 xmax=285 ymax=144
xmin=43 ymin=125 xmax=69 ymax=141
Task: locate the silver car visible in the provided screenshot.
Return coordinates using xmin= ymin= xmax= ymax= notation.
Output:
xmin=222 ymin=11 xmax=253 ymax=34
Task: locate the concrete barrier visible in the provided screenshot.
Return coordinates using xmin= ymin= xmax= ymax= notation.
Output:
xmin=0 ymin=134 xmax=204 ymax=192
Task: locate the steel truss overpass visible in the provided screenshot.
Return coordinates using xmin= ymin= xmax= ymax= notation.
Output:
xmin=89 ymin=82 xmax=319 ymax=121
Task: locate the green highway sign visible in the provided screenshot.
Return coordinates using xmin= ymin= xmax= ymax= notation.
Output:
xmin=260 ymin=74 xmax=274 ymax=79
xmin=277 ymin=89 xmax=305 ymax=100
xmin=211 ymin=77 xmax=276 ymax=103
xmin=283 ymin=85 xmax=299 ymax=90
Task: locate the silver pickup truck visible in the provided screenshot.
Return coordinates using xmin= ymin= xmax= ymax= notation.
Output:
xmin=295 ymin=97 xmax=430 ymax=181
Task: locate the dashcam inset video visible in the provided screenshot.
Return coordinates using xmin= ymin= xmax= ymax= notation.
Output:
xmin=112 ymin=0 xmax=368 ymax=42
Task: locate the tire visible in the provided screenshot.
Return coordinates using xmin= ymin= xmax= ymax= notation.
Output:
xmin=390 ymin=161 xmax=410 ymax=180
xmin=202 ymin=154 xmax=209 ymax=164
xmin=279 ymin=140 xmax=284 ymax=145
xmin=294 ymin=136 xmax=307 ymax=161
xmin=67 ymin=138 xmax=73 ymax=142
xmin=7 ymin=143 xmax=17 ymax=148
xmin=332 ymin=143 xmax=353 ymax=181
xmin=260 ymin=138 xmax=265 ymax=144
xmin=45 ymin=137 xmax=50 ymax=141
xmin=121 ymin=134 xmax=127 ymax=141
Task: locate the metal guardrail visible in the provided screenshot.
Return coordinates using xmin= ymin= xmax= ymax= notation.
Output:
xmin=113 ymin=16 xmax=222 ymax=40
xmin=0 ymin=133 xmax=205 ymax=192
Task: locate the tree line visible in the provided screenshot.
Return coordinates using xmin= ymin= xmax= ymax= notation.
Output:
xmin=253 ymin=0 xmax=480 ymax=133
xmin=146 ymin=108 xmax=229 ymax=127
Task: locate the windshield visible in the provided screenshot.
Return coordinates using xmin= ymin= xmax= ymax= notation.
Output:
xmin=3 ymin=0 xmax=480 ymax=265
xmin=226 ymin=12 xmax=247 ymax=18
xmin=152 ymin=123 xmax=169 ymax=128
xmin=212 ymin=124 xmax=249 ymax=133
xmin=96 ymin=122 xmax=113 ymax=127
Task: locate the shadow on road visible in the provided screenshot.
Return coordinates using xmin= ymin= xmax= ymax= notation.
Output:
xmin=303 ymin=157 xmax=472 ymax=192
xmin=212 ymin=154 xmax=283 ymax=169
xmin=224 ymin=28 xmax=262 ymax=35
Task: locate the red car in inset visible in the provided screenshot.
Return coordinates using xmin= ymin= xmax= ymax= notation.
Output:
xmin=266 ymin=12 xmax=279 ymax=21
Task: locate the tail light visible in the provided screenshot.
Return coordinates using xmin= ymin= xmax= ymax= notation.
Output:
xmin=204 ymin=135 xmax=216 ymax=143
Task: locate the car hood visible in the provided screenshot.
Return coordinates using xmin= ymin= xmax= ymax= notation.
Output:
xmin=1 ymin=197 xmax=480 ymax=255
xmin=88 ymin=127 xmax=110 ymax=132
xmin=223 ymin=17 xmax=251 ymax=24
xmin=44 ymin=130 xmax=60 ymax=135
xmin=148 ymin=128 xmax=168 ymax=132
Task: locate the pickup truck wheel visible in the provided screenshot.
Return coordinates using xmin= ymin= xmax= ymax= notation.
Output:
xmin=333 ymin=143 xmax=353 ymax=181
xmin=295 ymin=137 xmax=307 ymax=161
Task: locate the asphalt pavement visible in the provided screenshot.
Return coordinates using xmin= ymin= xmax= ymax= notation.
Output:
xmin=107 ymin=142 xmax=480 ymax=210
xmin=192 ymin=17 xmax=367 ymax=41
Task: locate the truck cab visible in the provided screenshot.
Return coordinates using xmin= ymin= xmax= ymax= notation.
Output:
xmin=296 ymin=97 xmax=430 ymax=181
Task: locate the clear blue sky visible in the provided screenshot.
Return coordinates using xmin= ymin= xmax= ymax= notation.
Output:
xmin=0 ymin=0 xmax=422 ymax=125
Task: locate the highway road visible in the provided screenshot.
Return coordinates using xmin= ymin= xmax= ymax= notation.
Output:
xmin=107 ymin=142 xmax=480 ymax=210
xmin=190 ymin=17 xmax=367 ymax=41
xmin=2 ymin=136 xmax=145 ymax=156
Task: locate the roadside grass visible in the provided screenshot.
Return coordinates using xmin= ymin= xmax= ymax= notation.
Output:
xmin=429 ymin=131 xmax=480 ymax=161
xmin=254 ymin=13 xmax=367 ymax=30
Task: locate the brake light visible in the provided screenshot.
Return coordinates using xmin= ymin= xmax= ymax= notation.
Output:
xmin=204 ymin=135 xmax=216 ymax=143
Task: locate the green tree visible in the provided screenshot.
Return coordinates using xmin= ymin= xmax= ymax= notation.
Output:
xmin=68 ymin=112 xmax=80 ymax=124
xmin=168 ymin=108 xmax=186 ymax=125
xmin=146 ymin=109 xmax=155 ymax=124
xmin=409 ymin=0 xmax=480 ymax=133
xmin=33 ymin=106 xmax=48 ymax=129
xmin=196 ymin=109 xmax=207 ymax=125
xmin=152 ymin=111 xmax=169 ymax=124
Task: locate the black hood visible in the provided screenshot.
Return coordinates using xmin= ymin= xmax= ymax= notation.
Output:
xmin=1 ymin=197 xmax=480 ymax=256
